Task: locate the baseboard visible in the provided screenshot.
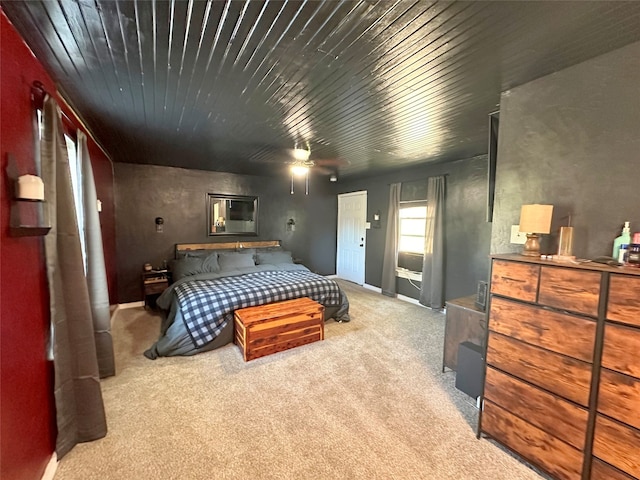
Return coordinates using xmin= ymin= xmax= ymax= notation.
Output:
xmin=111 ymin=301 xmax=144 ymax=317
xmin=117 ymin=301 xmax=145 ymax=309
xmin=325 ymin=274 xmax=338 ymax=279
xmin=363 ymin=283 xmax=381 ymax=293
xmin=41 ymin=453 xmax=57 ymax=480
xmin=111 ymin=301 xmax=145 ymax=326
xmin=362 ymin=284 xmax=426 ymax=307
xmin=397 ymin=294 xmax=426 ymax=307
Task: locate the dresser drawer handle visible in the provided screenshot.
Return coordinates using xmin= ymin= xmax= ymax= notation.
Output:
xmin=500 ymin=276 xmax=526 ymax=283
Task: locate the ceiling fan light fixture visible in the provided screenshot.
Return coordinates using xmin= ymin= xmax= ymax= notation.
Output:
xmin=292 ymin=147 xmax=310 ymax=162
xmin=291 ymin=165 xmax=309 ymax=176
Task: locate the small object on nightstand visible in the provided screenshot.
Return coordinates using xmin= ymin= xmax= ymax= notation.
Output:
xmin=475 ymin=281 xmax=487 ymax=311
xmin=142 ymin=269 xmax=169 ymax=309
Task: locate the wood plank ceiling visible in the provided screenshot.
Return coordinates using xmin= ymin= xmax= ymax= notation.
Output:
xmin=3 ymin=1 xmax=640 ymax=179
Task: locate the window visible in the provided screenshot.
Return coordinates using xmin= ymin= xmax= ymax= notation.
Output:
xmin=398 ymin=202 xmax=427 ymax=254
xmin=65 ymin=133 xmax=87 ymax=271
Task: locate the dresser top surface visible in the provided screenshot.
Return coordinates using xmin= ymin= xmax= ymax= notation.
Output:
xmin=491 ymin=254 xmax=640 ymax=277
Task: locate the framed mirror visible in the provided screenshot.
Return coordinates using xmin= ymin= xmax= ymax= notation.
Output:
xmin=207 ymin=194 xmax=258 ymax=236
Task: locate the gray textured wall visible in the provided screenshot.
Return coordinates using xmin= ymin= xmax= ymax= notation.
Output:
xmin=115 ymin=163 xmax=336 ymax=302
xmin=492 ymin=41 xmax=640 ymax=257
xmin=336 ymin=155 xmax=492 ymax=302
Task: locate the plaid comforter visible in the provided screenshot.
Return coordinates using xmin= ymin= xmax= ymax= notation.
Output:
xmin=175 ymin=270 xmax=343 ymax=347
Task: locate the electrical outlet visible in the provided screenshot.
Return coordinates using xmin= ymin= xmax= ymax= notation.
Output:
xmin=510 ymin=225 xmax=527 ymax=244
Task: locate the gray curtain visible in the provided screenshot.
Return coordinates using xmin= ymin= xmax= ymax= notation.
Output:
xmin=381 ymin=183 xmax=401 ymax=297
xmin=78 ymin=131 xmax=115 ymax=378
xmin=419 ymin=176 xmax=446 ymax=309
xmin=41 ymin=96 xmax=107 ymax=458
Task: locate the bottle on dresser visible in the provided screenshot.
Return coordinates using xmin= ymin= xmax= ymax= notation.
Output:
xmin=626 ymin=232 xmax=640 ymax=267
xmin=612 ymin=221 xmax=631 ymax=262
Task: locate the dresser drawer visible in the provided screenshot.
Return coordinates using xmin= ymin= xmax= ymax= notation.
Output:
xmin=491 ymin=260 xmax=539 ymax=302
xmin=489 ymin=297 xmax=595 ymax=362
xmin=598 ymin=368 xmax=640 ymax=430
xmin=592 ymin=414 xmax=640 ymax=479
xmin=538 ymin=266 xmax=601 ymax=317
xmin=144 ymin=280 xmax=168 ymax=295
xmin=484 ymin=366 xmax=589 ymax=450
xmin=486 ymin=332 xmax=592 ymax=406
xmin=482 ymin=400 xmax=583 ymax=480
xmin=591 ymin=458 xmax=636 ymax=480
xmin=601 ymin=323 xmax=640 ymax=379
xmin=607 ymin=275 xmax=640 ymax=327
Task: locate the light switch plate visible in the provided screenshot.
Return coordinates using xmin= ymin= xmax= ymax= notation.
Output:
xmin=510 ymin=225 xmax=527 ymax=244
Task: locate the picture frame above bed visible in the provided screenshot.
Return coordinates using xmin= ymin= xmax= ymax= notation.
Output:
xmin=207 ymin=193 xmax=258 ymax=236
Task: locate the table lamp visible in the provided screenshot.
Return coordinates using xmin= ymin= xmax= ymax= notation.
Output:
xmin=519 ymin=204 xmax=553 ymax=257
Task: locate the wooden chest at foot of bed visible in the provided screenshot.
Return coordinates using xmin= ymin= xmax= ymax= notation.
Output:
xmin=234 ymin=297 xmax=325 ymax=361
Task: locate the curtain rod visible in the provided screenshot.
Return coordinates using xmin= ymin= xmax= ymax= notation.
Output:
xmin=31 ymin=80 xmax=71 ymax=124
xmin=31 ymin=80 xmax=114 ymax=162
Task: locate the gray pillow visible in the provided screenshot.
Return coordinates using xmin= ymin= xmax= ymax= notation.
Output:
xmin=256 ymin=251 xmax=293 ymax=265
xmin=170 ymin=252 xmax=221 ymax=281
xmin=218 ymin=252 xmax=256 ymax=270
xmin=201 ymin=253 xmax=220 ymax=273
xmin=176 ymin=249 xmax=209 ymax=259
xmin=255 ymin=246 xmax=282 ymax=254
xmin=170 ymin=256 xmax=205 ymax=282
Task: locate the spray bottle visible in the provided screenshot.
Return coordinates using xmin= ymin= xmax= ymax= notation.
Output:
xmin=612 ymin=221 xmax=631 ymax=261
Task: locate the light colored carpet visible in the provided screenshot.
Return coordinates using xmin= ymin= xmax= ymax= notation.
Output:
xmin=54 ymin=280 xmax=543 ymax=480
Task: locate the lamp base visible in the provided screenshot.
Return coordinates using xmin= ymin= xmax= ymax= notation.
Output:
xmin=522 ymin=233 xmax=541 ymax=257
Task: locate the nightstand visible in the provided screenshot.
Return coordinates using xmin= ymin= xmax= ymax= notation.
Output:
xmin=442 ymin=295 xmax=486 ymax=372
xmin=142 ymin=270 xmax=169 ymax=308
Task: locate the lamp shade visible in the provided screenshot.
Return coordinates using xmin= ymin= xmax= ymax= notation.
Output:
xmin=519 ymin=204 xmax=553 ymax=234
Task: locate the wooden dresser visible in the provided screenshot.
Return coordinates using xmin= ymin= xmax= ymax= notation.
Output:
xmin=478 ymin=254 xmax=640 ymax=480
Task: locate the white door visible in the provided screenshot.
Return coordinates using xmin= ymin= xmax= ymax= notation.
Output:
xmin=337 ymin=191 xmax=367 ymax=285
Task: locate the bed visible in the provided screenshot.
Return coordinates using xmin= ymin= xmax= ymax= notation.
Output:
xmin=144 ymin=241 xmax=350 ymax=359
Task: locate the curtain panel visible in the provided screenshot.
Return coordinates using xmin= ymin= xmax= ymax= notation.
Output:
xmin=381 ymin=183 xmax=401 ymax=297
xmin=419 ymin=176 xmax=446 ymax=309
xmin=78 ymin=131 xmax=115 ymax=378
xmin=41 ymin=96 xmax=107 ymax=458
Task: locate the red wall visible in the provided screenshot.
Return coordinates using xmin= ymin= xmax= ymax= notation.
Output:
xmin=1 ymin=10 xmax=117 ymax=479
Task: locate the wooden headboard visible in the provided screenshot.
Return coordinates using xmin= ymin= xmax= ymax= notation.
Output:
xmin=175 ymin=240 xmax=281 ymax=258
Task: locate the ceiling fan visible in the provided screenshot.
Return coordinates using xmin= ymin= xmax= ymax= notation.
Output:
xmin=283 ymin=142 xmax=348 ymax=194
xmin=249 ymin=141 xmax=348 ymax=191
xmin=286 ymin=142 xmax=347 ymax=177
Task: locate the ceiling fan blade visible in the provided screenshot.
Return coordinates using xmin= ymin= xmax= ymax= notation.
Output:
xmin=314 ymin=157 xmax=349 ymax=167
xmin=313 ymin=165 xmax=333 ymax=175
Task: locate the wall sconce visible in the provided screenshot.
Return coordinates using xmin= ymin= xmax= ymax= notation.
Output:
xmin=519 ymin=204 xmax=553 ymax=256
xmin=287 ymin=218 xmax=296 ymax=232
xmin=372 ymin=210 xmax=381 ymax=229
xmin=329 ymin=173 xmax=337 ymax=182
xmin=155 ymin=216 xmax=164 ymax=233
